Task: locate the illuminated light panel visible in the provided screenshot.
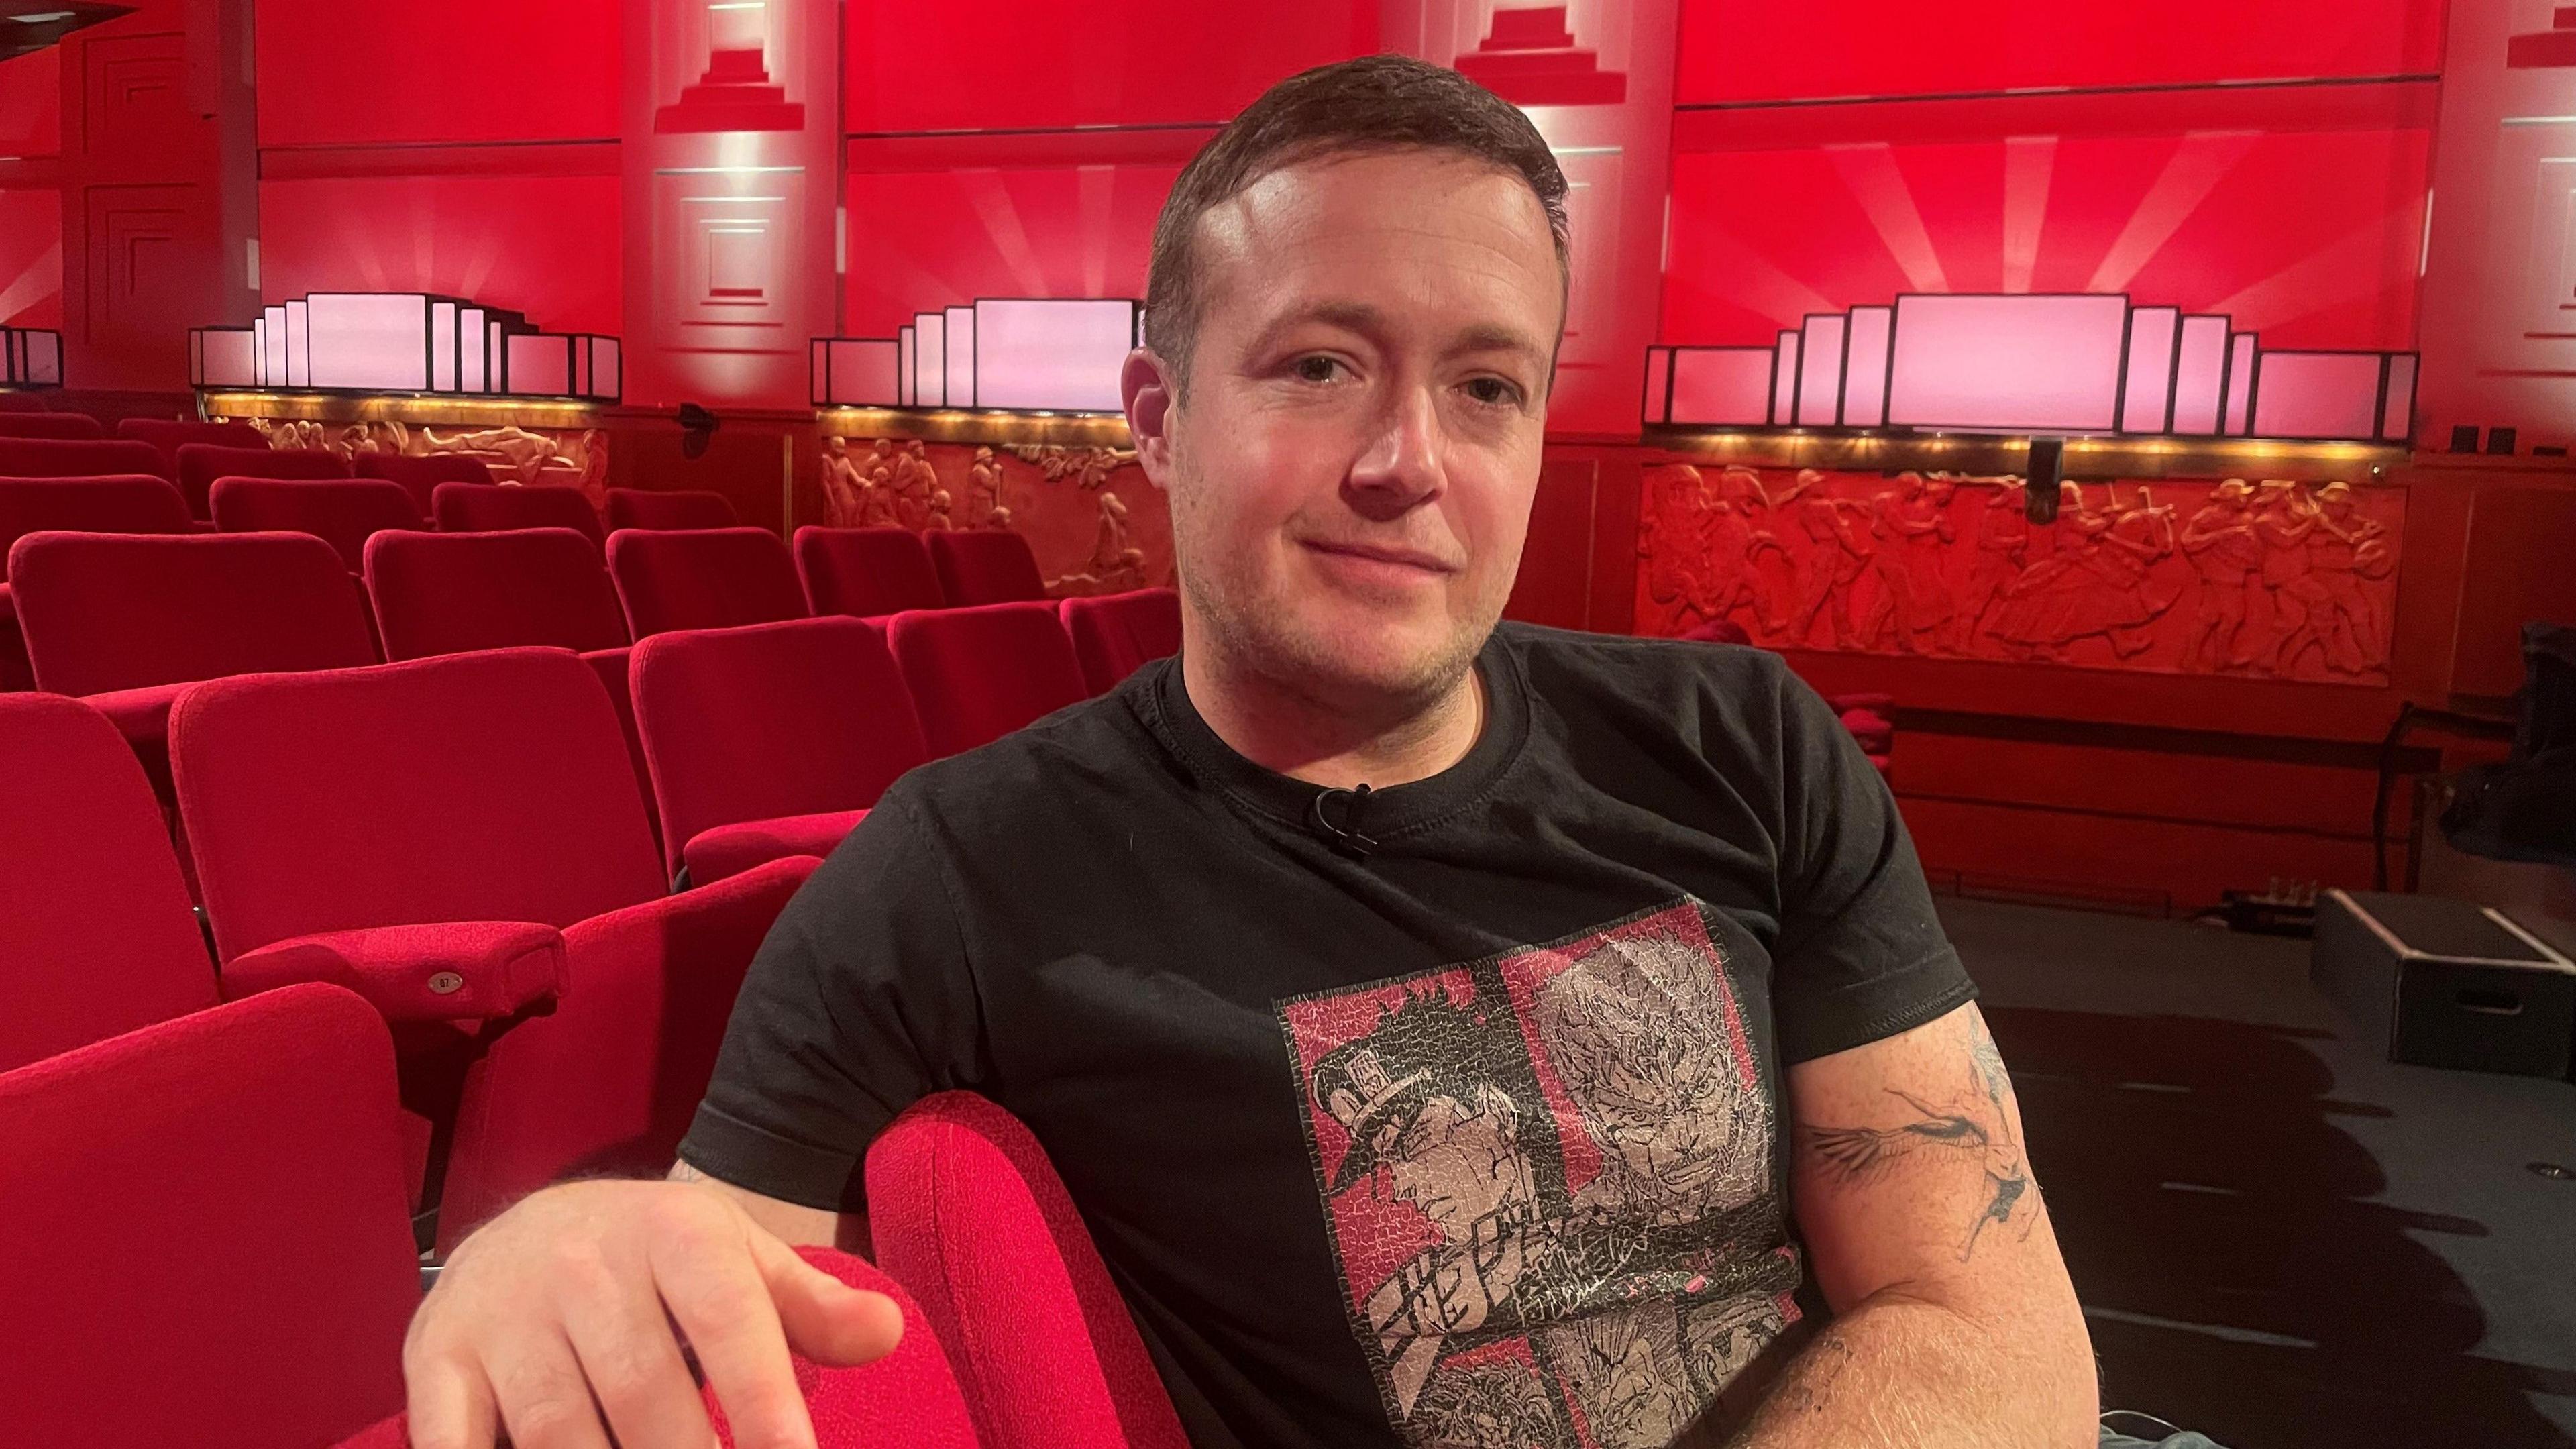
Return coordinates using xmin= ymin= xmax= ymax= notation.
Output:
xmin=1770 ymin=331 xmax=1799 ymax=425
xmin=2120 ymin=307 xmax=2179 ymax=433
xmin=458 ymin=307 xmax=486 ymax=393
xmin=2224 ymin=333 xmax=2257 ymax=435
xmin=197 ymin=328 xmax=256 ymax=388
xmin=262 ymin=306 xmax=288 ymax=388
xmin=971 ymin=299 xmax=1135 ymax=413
xmin=913 ymin=311 xmax=945 ymax=408
xmin=1796 ymin=314 xmax=1845 ymax=427
xmin=2171 ymin=316 xmax=2229 ymax=435
xmin=1668 ymin=347 xmax=1774 ymax=427
xmin=307 ymin=293 xmax=431 ymax=392
xmin=284 ymin=299 xmax=310 ymax=388
xmin=814 ymin=338 xmax=901 ymax=407
xmin=505 ymin=333 xmax=571 ymax=397
xmin=1643 ymin=347 xmax=1673 ymax=424
xmin=2251 ymin=352 xmax=2383 ymax=441
xmin=1887 ymin=294 xmax=2127 ymax=433
xmin=1839 ymin=306 xmax=1891 ymax=428
xmin=945 ymin=305 xmax=975 ymax=409
xmin=431 ymin=301 xmax=457 ymax=392
xmin=2379 ymin=354 xmax=2416 ymax=442
xmin=897 ymin=327 xmax=914 ymax=408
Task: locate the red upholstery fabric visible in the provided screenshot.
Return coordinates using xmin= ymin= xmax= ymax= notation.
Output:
xmin=608 ymin=486 xmax=739 ymax=531
xmin=632 ymin=615 xmax=927 ymax=880
xmin=0 ymin=435 xmax=172 ymax=482
xmin=170 ymin=647 xmax=666 ymax=965
xmin=117 ymin=417 xmax=265 ymax=470
xmin=364 ymin=527 xmax=629 ymax=660
xmin=176 ymin=442 xmax=350 ymax=519
xmin=336 ymin=1248 xmax=981 ymax=1449
xmin=796 ymin=525 xmax=946 ymax=618
xmin=1678 ymin=617 xmax=1754 ymax=646
xmin=0 ymin=694 xmax=215 ymax=1074
xmin=0 ymin=474 xmax=195 ymax=549
xmin=9 ymin=529 xmax=378 ymax=698
xmin=1059 ymin=588 xmax=1182 ymax=696
xmin=888 ymin=601 xmax=1089 ymax=758
xmin=352 ymin=451 xmax=495 ymax=514
xmin=0 ymin=984 xmax=420 ymax=1448
xmin=223 ymin=920 xmax=566 ymax=1024
xmin=929 ymin=528 xmax=1048 ymax=606
xmin=607 ymin=525 xmax=808 ymax=639
xmin=431 ymin=480 xmax=605 ymax=545
xmin=868 ymin=1093 xmax=1191 ymax=1449
xmin=210 ymin=476 xmax=427 ymax=571
xmin=0 ymin=411 xmax=103 ymax=439
xmin=582 ymin=645 xmax=657 ymax=834
xmin=433 ymin=853 xmax=816 ymax=1248
xmin=683 ymin=809 xmax=869 ymax=888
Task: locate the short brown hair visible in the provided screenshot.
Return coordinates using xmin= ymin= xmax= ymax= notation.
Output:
xmin=1142 ymin=55 xmax=1570 ymax=386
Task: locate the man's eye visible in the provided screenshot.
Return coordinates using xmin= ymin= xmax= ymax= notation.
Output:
xmin=1293 ymin=356 xmax=1343 ymax=383
xmin=1464 ymin=376 xmax=1521 ymax=407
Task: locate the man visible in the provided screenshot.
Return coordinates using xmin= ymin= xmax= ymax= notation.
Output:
xmin=404 ymin=56 xmax=2095 ymax=1449
xmin=2178 ymin=479 xmax=2261 ymax=672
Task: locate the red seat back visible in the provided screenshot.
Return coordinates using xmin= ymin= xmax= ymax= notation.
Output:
xmin=607 ymin=486 xmax=739 ymax=531
xmin=868 ymin=1093 xmax=1191 ymax=1449
xmin=0 ymin=984 xmax=420 ymax=1449
xmin=210 ymin=476 xmax=426 ymax=571
xmin=0 ymin=435 xmax=172 ymax=483
xmin=887 ymin=601 xmax=1089 ymax=757
xmin=632 ymin=616 xmax=928 ymax=879
xmin=363 ymin=527 xmax=629 ymax=660
xmin=796 ymin=525 xmax=945 ymax=617
xmin=0 ymin=694 xmax=217 ymax=1074
xmin=1059 ymin=588 xmax=1181 ymax=695
xmin=352 ymin=450 xmax=494 ymax=514
xmin=929 ymin=528 xmax=1049 ymax=605
xmin=431 ymin=480 xmax=605 ymax=545
xmin=116 ymin=417 xmax=266 ymax=470
xmin=171 ymin=647 xmax=666 ymax=963
xmin=176 ymin=443 xmax=350 ymax=518
xmin=607 ymin=525 xmax=808 ymax=639
xmin=0 ymin=411 xmax=103 ymax=439
xmin=336 ymin=1248 xmax=983 ymax=1449
xmin=0 ymin=475 xmax=195 ymax=559
xmin=8 ymin=530 xmax=378 ymax=698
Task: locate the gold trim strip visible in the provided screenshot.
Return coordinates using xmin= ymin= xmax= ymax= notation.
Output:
xmin=1640 ymin=427 xmax=2406 ymax=483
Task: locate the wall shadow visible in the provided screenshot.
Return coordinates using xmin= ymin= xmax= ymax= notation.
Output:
xmin=1986 ymin=1006 xmax=2574 ymax=1448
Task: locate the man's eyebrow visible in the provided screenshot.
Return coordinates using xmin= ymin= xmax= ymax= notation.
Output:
xmin=1241 ymin=305 xmax=1550 ymax=374
xmin=1450 ymin=322 xmax=1551 ymax=373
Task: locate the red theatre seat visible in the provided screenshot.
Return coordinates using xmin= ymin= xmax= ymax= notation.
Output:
xmin=0 ymin=411 xmax=104 ymax=439
xmin=353 ymin=450 xmax=496 ymax=515
xmin=796 ymin=525 xmax=946 ymax=618
xmin=0 ymin=435 xmax=173 ymax=483
xmin=0 ymin=694 xmax=217 ymax=1075
xmin=1060 ymin=588 xmax=1182 ymax=695
xmin=432 ymin=479 xmax=605 ymax=544
xmin=633 ymin=616 xmax=928 ymax=887
xmin=607 ymin=525 xmax=808 ymax=639
xmin=176 ymin=441 xmax=350 ymax=519
xmin=337 ymin=1248 xmax=981 ymax=1449
xmin=930 ymin=528 xmax=1049 ymax=606
xmin=8 ymin=531 xmax=379 ymax=790
xmin=364 ymin=527 xmax=629 ymax=659
xmin=607 ymin=486 xmax=740 ymax=531
xmin=168 ymin=646 xmax=818 ymax=1251
xmin=211 ymin=476 xmax=427 ymax=572
xmin=868 ymin=1093 xmax=1192 ymax=1449
xmin=887 ymin=601 xmax=1089 ymax=758
xmin=0 ymin=984 xmax=421 ymax=1449
xmin=0 ymin=474 xmax=196 ymax=690
xmin=117 ymin=417 xmax=266 ymax=471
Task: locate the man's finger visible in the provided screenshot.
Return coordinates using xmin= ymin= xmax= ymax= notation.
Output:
xmin=750 ymin=1231 xmax=906 ymax=1368
xmin=559 ymin=1275 xmax=721 ymax=1449
xmin=402 ymin=1353 xmax=500 ymax=1449
xmin=482 ymin=1328 xmax=616 ymax=1449
xmin=649 ymin=1222 xmax=816 ymax=1449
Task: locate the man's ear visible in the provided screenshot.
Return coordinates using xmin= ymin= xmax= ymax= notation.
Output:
xmin=1122 ymin=347 xmax=1179 ymax=492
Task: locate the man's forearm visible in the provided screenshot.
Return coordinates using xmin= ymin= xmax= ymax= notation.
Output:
xmin=1715 ymin=1288 xmax=2094 ymax=1449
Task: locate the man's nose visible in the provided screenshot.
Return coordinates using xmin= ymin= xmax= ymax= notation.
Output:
xmin=1344 ymin=385 xmax=1444 ymax=522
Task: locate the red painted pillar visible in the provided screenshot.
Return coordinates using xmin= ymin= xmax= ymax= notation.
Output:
xmin=621 ymin=0 xmax=841 ymax=411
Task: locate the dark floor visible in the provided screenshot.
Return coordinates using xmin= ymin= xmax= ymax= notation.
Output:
xmin=1942 ymin=896 xmax=2576 ymax=1447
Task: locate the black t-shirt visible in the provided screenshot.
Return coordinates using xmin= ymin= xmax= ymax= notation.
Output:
xmin=679 ymin=623 xmax=1974 ymax=1449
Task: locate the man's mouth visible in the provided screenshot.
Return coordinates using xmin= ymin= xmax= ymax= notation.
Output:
xmin=1299 ymin=539 xmax=1461 ymax=578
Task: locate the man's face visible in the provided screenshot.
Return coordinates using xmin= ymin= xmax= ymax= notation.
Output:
xmin=1379 ymin=1085 xmax=1534 ymax=1240
xmin=1128 ymin=150 xmax=1560 ymax=704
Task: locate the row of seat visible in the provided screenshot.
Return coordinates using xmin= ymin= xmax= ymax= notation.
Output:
xmin=1 ymin=983 xmax=1180 ymax=1449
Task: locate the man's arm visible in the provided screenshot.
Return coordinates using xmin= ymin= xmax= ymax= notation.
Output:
xmin=669 ymin=1158 xmax=871 ymax=1256
xmin=1729 ymin=1001 xmax=2095 ymax=1448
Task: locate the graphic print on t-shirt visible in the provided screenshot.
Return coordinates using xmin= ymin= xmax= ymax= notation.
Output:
xmin=1279 ymin=900 xmax=1805 ymax=1449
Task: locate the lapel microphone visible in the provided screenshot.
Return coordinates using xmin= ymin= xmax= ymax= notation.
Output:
xmin=1309 ymin=783 xmax=1378 ymax=859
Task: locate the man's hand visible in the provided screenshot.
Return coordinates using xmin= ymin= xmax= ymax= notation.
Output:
xmin=402 ymin=1177 xmax=903 ymax=1449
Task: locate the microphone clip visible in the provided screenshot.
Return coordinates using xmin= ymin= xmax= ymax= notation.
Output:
xmin=1309 ymin=783 xmax=1379 ymax=860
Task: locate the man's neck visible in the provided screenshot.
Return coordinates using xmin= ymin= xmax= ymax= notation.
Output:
xmin=1181 ymin=637 xmax=1487 ymax=792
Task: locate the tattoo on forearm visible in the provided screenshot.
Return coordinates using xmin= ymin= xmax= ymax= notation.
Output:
xmin=1799 ymin=1017 xmax=2036 ymax=1262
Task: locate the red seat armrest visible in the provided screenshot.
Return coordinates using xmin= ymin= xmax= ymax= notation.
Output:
xmin=223 ymin=921 xmax=566 ymax=1022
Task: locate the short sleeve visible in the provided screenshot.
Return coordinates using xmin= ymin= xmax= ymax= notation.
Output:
xmin=677 ymin=790 xmax=988 ymax=1212
xmin=1763 ymin=667 xmax=1975 ymax=1064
